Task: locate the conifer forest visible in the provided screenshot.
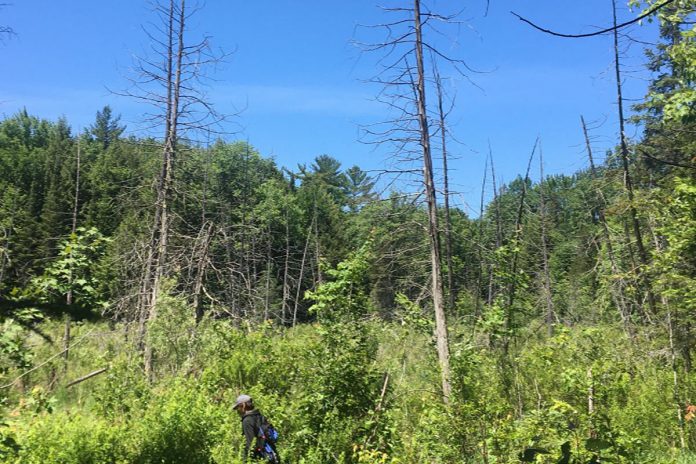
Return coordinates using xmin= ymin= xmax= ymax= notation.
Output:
xmin=2 ymin=1 xmax=696 ymax=463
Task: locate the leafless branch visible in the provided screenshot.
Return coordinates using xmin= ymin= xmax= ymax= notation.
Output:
xmin=511 ymin=0 xmax=678 ymax=39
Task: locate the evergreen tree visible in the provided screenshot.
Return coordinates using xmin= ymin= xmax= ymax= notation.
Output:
xmin=88 ymin=106 xmax=125 ymax=150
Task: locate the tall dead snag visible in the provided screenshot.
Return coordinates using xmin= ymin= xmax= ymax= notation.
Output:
xmin=610 ymin=0 xmax=657 ymax=316
xmin=62 ymin=140 xmax=81 ymax=372
xmin=121 ymin=0 xmax=226 ymax=378
xmin=476 ymin=156 xmax=489 ymax=317
xmin=413 ymin=0 xmax=451 ymax=400
xmin=538 ymin=145 xmax=554 ymax=333
xmin=293 ymin=216 xmax=315 ymax=327
xmin=488 ymin=148 xmax=503 ymax=307
xmin=503 ymin=139 xmax=537 ymax=355
xmin=359 ymin=0 xmax=477 ymax=401
xmin=434 ymin=67 xmax=456 ymax=312
xmin=514 ymin=1 xmax=658 ymax=316
xmin=582 ymin=115 xmax=632 ymax=329
xmin=281 ymin=206 xmax=291 ymax=325
xmin=192 ymin=221 xmax=214 ymax=324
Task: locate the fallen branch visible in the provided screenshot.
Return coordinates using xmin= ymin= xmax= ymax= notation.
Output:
xmin=0 ymin=328 xmax=96 ymax=390
xmin=376 ymin=372 xmax=390 ymax=413
xmin=65 ymin=367 xmax=108 ymax=388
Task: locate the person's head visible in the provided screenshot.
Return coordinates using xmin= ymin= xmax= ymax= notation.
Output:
xmin=233 ymin=394 xmax=253 ymax=416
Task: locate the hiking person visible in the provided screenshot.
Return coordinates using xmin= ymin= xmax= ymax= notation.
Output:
xmin=234 ymin=394 xmax=280 ymax=463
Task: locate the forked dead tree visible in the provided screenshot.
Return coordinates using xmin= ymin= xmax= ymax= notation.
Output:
xmin=359 ymin=0 xmax=477 ymax=401
xmin=119 ymin=0 xmax=227 ymax=378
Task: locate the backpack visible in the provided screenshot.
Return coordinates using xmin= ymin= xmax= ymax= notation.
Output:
xmin=259 ymin=416 xmax=279 ymax=445
xmin=256 ymin=415 xmax=280 ymax=463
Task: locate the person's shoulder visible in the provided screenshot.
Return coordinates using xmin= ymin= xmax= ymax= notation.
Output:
xmin=242 ymin=409 xmax=261 ymax=420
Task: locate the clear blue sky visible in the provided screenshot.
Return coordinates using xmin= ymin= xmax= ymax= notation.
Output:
xmin=1 ymin=1 xmax=658 ymax=213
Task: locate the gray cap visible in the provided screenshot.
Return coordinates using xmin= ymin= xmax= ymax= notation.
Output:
xmin=233 ymin=394 xmax=252 ymax=409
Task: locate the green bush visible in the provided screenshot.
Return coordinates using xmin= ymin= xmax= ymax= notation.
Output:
xmin=4 ymin=316 xmax=696 ymax=463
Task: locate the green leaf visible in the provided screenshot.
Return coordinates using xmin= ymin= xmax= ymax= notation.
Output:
xmin=585 ymin=438 xmax=612 ymax=452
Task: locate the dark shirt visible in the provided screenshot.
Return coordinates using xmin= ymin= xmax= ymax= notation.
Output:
xmin=241 ymin=409 xmax=264 ymax=461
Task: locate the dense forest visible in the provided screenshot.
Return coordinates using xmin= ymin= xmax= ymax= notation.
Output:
xmin=1 ymin=1 xmax=696 ymax=463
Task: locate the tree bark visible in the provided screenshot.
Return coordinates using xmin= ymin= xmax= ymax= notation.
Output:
xmin=612 ymin=0 xmax=657 ymax=315
xmin=504 ymin=139 xmax=537 ymax=355
xmin=281 ymin=206 xmax=291 ymax=325
xmin=63 ymin=140 xmax=81 ymax=373
xmin=582 ymin=115 xmax=631 ymax=328
xmin=139 ymin=0 xmax=186 ymax=380
xmin=193 ymin=221 xmax=213 ymax=324
xmin=668 ymin=310 xmax=687 ymax=449
xmin=264 ymin=224 xmax=272 ymax=321
xmin=66 ymin=367 xmax=108 ymax=388
xmin=413 ymin=0 xmax=451 ymax=401
xmin=476 ymin=156 xmax=488 ymax=317
xmin=434 ymin=69 xmax=456 ymax=312
xmin=538 ymin=145 xmax=555 ymax=333
xmin=293 ymin=215 xmax=315 ymax=327
xmin=488 ymin=149 xmax=503 ymax=307
xmin=313 ymin=196 xmax=323 ymax=285
xmin=0 ymin=195 xmax=14 ymax=288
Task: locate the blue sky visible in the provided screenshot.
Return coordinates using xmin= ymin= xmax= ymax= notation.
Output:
xmin=1 ymin=1 xmax=658 ymax=213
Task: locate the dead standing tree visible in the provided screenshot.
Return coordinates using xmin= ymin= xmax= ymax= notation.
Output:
xmin=434 ymin=65 xmax=457 ymax=312
xmin=359 ymin=0 xmax=477 ymax=402
xmin=581 ymin=115 xmax=632 ymax=330
xmin=513 ymin=0 xmax=663 ymax=319
xmin=537 ymin=144 xmax=555 ymax=334
xmin=119 ymin=0 xmax=226 ymax=378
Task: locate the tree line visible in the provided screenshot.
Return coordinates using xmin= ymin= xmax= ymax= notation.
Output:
xmin=1 ymin=0 xmax=695 ymax=461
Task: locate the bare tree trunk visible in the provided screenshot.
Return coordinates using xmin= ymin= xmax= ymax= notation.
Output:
xmin=63 ymin=140 xmax=81 ymax=373
xmin=668 ymin=310 xmax=687 ymax=449
xmin=649 ymin=214 xmax=687 ymax=448
xmin=413 ymin=0 xmax=451 ymax=401
xmin=293 ymin=215 xmax=315 ymax=327
xmin=0 ymin=197 xmax=14 ymax=287
xmin=538 ymin=145 xmax=554 ymax=333
xmin=141 ymin=0 xmax=185 ymax=380
xmin=503 ymin=139 xmax=537 ymax=355
xmin=434 ymin=69 xmax=456 ymax=312
xmin=582 ymin=115 xmax=631 ymax=328
xmin=588 ymin=367 xmax=596 ymax=438
xmin=281 ymin=207 xmax=291 ymax=325
xmin=193 ymin=221 xmax=213 ymax=324
xmin=313 ymin=196 xmax=323 ymax=285
xmin=476 ymin=156 xmax=488 ymax=318
xmin=684 ymin=321 xmax=692 ymax=374
xmin=488 ymin=148 xmax=503 ymax=307
xmin=611 ymin=0 xmax=656 ymax=314
xmin=264 ymin=224 xmax=272 ymax=321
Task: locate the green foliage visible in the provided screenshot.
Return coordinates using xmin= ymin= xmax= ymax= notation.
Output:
xmin=307 ymin=240 xmax=374 ymax=321
xmin=12 ymin=414 xmax=132 ymax=464
xmin=3 ymin=7 xmax=696 ymax=457
xmin=148 ymin=282 xmax=197 ymax=374
xmin=0 ymin=310 xmax=40 ymax=372
xmin=28 ymin=227 xmax=109 ymax=309
xmin=1 ymin=315 xmax=695 ymax=463
xmin=88 ymin=106 xmax=124 ymax=150
xmin=652 ymin=177 xmax=696 ymax=312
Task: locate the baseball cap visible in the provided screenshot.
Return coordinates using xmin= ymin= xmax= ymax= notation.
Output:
xmin=233 ymin=394 xmax=252 ymax=409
